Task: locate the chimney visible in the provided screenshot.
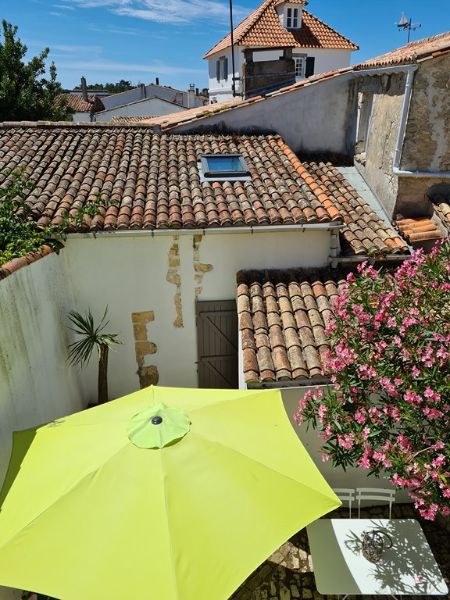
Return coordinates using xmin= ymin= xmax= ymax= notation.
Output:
xmin=81 ymin=76 xmax=88 ymax=102
xmin=187 ymin=83 xmax=196 ymax=108
xmin=155 ymin=77 xmax=160 ymax=85
xmin=140 ymin=83 xmax=146 ymax=99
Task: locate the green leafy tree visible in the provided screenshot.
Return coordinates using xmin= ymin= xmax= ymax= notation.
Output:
xmin=68 ymin=308 xmax=122 ymax=405
xmin=0 ymin=20 xmax=72 ymax=121
xmin=0 ymin=170 xmax=102 ymax=266
xmin=74 ymin=79 xmax=133 ymax=93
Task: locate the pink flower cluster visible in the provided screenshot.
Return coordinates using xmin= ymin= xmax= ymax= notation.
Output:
xmin=296 ymin=241 xmax=450 ymax=520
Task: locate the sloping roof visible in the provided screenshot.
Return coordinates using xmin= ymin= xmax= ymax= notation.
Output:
xmin=237 ymin=267 xmax=348 ymax=384
xmin=0 ymin=126 xmax=345 ymax=231
xmin=204 ymin=2 xmax=358 ymax=58
xmin=56 ymin=93 xmax=104 ymax=113
xmin=355 ymin=31 xmax=450 ymax=70
xmin=299 ymin=158 xmax=409 ymax=255
xmin=0 ymin=125 xmax=407 ymax=254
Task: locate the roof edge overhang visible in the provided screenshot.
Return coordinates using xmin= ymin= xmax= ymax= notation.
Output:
xmin=67 ymin=223 xmax=343 ymax=239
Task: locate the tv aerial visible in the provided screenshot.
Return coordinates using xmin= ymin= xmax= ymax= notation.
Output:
xmin=396 ymin=12 xmax=421 ymax=43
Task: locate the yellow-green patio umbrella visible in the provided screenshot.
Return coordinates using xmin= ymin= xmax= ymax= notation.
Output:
xmin=0 ymin=386 xmax=339 ymax=600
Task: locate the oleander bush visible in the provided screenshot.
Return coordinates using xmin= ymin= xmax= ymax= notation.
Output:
xmin=296 ymin=241 xmax=450 ymax=520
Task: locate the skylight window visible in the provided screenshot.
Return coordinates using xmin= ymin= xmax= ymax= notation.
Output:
xmin=199 ymin=154 xmax=251 ymax=181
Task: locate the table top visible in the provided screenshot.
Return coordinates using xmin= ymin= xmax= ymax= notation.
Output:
xmin=306 ymin=519 xmax=448 ymax=596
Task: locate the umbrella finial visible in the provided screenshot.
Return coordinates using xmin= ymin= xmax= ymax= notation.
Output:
xmin=128 ymin=403 xmax=191 ymax=449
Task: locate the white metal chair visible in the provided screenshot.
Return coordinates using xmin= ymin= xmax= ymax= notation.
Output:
xmin=332 ymin=488 xmax=355 ymax=518
xmin=356 ymin=488 xmax=396 ymax=518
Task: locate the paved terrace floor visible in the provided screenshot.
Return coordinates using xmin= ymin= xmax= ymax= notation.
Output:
xmin=232 ymin=504 xmax=449 ymax=600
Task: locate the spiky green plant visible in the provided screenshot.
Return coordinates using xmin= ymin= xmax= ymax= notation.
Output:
xmin=67 ymin=307 xmax=122 ymax=405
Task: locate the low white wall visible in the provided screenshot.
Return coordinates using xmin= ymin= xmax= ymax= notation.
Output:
xmin=179 ymin=73 xmax=354 ymax=155
xmin=0 ymin=253 xmax=85 ymax=600
xmin=61 ymin=229 xmax=330 ymax=400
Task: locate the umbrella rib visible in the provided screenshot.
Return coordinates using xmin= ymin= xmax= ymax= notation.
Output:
xmin=189 ymin=431 xmax=341 ymax=504
xmin=158 ymin=451 xmax=181 ymax=600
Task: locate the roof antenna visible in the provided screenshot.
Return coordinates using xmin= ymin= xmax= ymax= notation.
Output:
xmin=396 ymin=12 xmax=421 ymax=43
xmin=229 ymin=0 xmax=236 ymax=97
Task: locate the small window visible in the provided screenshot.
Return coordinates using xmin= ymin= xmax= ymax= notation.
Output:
xmin=294 ymin=56 xmax=306 ymax=78
xmin=223 ymin=56 xmax=228 ymax=81
xmin=199 ymin=154 xmax=251 ymax=181
xmin=287 ymin=7 xmax=299 ymax=29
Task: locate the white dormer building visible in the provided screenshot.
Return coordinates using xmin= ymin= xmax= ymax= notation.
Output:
xmin=204 ymin=0 xmax=358 ymax=102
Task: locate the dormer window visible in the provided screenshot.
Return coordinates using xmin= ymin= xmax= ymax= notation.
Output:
xmin=286 ymin=7 xmax=299 ymax=29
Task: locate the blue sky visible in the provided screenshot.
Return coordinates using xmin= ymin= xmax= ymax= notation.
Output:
xmin=2 ymin=0 xmax=448 ymax=91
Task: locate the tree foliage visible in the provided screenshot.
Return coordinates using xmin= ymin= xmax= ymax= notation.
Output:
xmin=67 ymin=308 xmax=122 ymax=405
xmin=73 ymin=79 xmax=134 ymax=93
xmin=0 ymin=171 xmax=101 ymax=266
xmin=0 ymin=20 xmax=72 ymax=121
xmin=296 ymin=242 xmax=450 ymax=520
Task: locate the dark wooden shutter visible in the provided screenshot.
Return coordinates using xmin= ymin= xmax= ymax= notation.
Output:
xmin=305 ymin=56 xmax=315 ymax=77
xmin=216 ymin=60 xmax=221 ymax=81
xmin=196 ymin=300 xmax=238 ymax=389
xmin=224 ymin=57 xmax=229 ymax=81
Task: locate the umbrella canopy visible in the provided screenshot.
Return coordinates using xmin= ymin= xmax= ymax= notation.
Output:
xmin=0 ymin=386 xmax=340 ymax=600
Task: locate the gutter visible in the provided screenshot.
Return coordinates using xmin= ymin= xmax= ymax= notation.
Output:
xmin=67 ymin=223 xmax=343 ymax=239
xmin=391 ymin=67 xmax=450 ymax=179
xmin=246 ymin=378 xmax=330 ymax=389
xmin=330 ymin=254 xmax=411 ymax=266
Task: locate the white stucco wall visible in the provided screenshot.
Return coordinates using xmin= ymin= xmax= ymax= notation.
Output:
xmin=60 ymin=229 xmax=330 ymax=401
xmin=95 ymin=97 xmax=185 ymax=122
xmin=179 ymin=72 xmax=354 ymax=155
xmin=0 ymin=253 xmax=85 ymax=600
xmin=208 ymin=48 xmax=245 ymax=102
xmin=72 ymin=111 xmax=90 ymax=122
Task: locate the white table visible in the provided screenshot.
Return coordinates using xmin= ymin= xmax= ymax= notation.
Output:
xmin=306 ymin=519 xmax=448 ymax=598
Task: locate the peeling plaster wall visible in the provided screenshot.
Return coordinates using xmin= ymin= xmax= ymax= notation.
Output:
xmin=354 ymin=73 xmax=405 ymax=218
xmin=401 ymin=55 xmax=450 ymax=172
xmin=61 ymin=229 xmax=330 ymax=398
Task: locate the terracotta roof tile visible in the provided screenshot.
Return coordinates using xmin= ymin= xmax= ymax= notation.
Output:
xmin=0 ymin=245 xmax=54 ymax=281
xmin=297 ymin=158 xmax=409 ymax=256
xmin=237 ymin=268 xmax=348 ymax=384
xmin=0 ymin=126 xmax=342 ymax=232
xmin=395 ymin=217 xmax=444 ymax=245
xmin=204 ymin=2 xmax=358 ymax=58
xmin=56 ymin=93 xmax=104 ymax=113
xmin=355 ymin=31 xmax=450 ymax=70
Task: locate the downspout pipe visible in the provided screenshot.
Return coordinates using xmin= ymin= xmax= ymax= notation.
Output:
xmin=392 ymin=66 xmax=450 ymax=178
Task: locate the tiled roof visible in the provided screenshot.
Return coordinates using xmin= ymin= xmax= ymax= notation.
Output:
xmin=237 ymin=267 xmax=348 ymax=384
xmin=140 ymin=97 xmax=244 ymax=130
xmin=355 ymin=31 xmax=450 ymax=70
xmin=111 ymin=116 xmax=158 ymax=124
xmin=204 ymin=3 xmax=358 ymax=58
xmin=0 ymin=126 xmax=345 ymax=232
xmin=395 ymin=217 xmax=444 ymax=245
xmin=56 ymin=93 xmax=104 ymax=113
xmin=297 ymin=158 xmax=409 ymax=255
xmin=0 ymin=245 xmax=54 ymax=281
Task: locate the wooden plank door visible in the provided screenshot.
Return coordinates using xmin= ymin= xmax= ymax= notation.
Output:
xmin=196 ymin=300 xmax=238 ymax=389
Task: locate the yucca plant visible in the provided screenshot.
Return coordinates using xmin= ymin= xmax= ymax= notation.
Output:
xmin=67 ymin=307 xmax=122 ymax=405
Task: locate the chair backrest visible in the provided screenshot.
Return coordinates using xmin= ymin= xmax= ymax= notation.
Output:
xmin=333 ymin=488 xmax=355 ymax=518
xmin=355 ymin=488 xmax=396 ymax=518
